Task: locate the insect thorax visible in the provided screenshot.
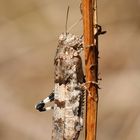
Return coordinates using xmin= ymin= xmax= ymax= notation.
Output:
xmin=55 ymin=33 xmax=84 ymax=85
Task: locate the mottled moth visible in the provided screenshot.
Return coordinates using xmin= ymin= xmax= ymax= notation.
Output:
xmin=35 ymin=3 xmax=106 ymax=138
xmin=35 ymin=32 xmax=85 ymax=140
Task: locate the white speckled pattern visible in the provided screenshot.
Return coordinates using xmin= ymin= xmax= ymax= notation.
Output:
xmin=52 ymin=33 xmax=85 ymax=140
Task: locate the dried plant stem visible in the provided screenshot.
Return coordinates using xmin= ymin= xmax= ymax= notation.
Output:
xmin=82 ymin=0 xmax=99 ymax=140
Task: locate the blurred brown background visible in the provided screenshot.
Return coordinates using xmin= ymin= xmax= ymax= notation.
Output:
xmin=0 ymin=0 xmax=140 ymax=140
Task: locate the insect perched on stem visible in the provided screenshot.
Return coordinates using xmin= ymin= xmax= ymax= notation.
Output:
xmin=35 ymin=6 xmax=106 ymax=140
xmin=35 ymin=6 xmax=85 ymax=140
xmin=35 ymin=32 xmax=85 ymax=140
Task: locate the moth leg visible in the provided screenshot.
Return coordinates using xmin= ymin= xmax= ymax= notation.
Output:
xmin=94 ymin=24 xmax=107 ymax=37
xmin=35 ymin=91 xmax=54 ymax=112
xmin=43 ymin=91 xmax=55 ymax=103
xmin=86 ymin=81 xmax=99 ymax=88
xmin=80 ymin=81 xmax=99 ymax=102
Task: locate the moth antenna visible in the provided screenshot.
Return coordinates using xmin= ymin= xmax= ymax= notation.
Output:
xmin=67 ymin=17 xmax=82 ymax=33
xmin=65 ymin=6 xmax=70 ymax=34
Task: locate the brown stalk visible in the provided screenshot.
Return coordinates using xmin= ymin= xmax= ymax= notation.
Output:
xmin=82 ymin=0 xmax=99 ymax=140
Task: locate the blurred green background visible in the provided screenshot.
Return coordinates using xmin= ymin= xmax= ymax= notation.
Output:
xmin=0 ymin=0 xmax=140 ymax=140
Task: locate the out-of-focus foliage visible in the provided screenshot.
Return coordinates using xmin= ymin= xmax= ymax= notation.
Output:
xmin=0 ymin=0 xmax=140 ymax=140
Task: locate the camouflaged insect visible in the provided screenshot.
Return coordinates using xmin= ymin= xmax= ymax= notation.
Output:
xmin=35 ymin=32 xmax=85 ymax=140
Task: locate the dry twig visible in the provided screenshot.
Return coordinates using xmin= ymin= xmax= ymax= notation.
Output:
xmin=82 ymin=0 xmax=99 ymax=140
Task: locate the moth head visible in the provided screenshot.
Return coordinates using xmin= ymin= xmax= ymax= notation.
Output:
xmin=59 ymin=33 xmax=83 ymax=51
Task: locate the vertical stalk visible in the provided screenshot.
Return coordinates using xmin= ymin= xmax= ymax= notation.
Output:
xmin=82 ymin=0 xmax=98 ymax=140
